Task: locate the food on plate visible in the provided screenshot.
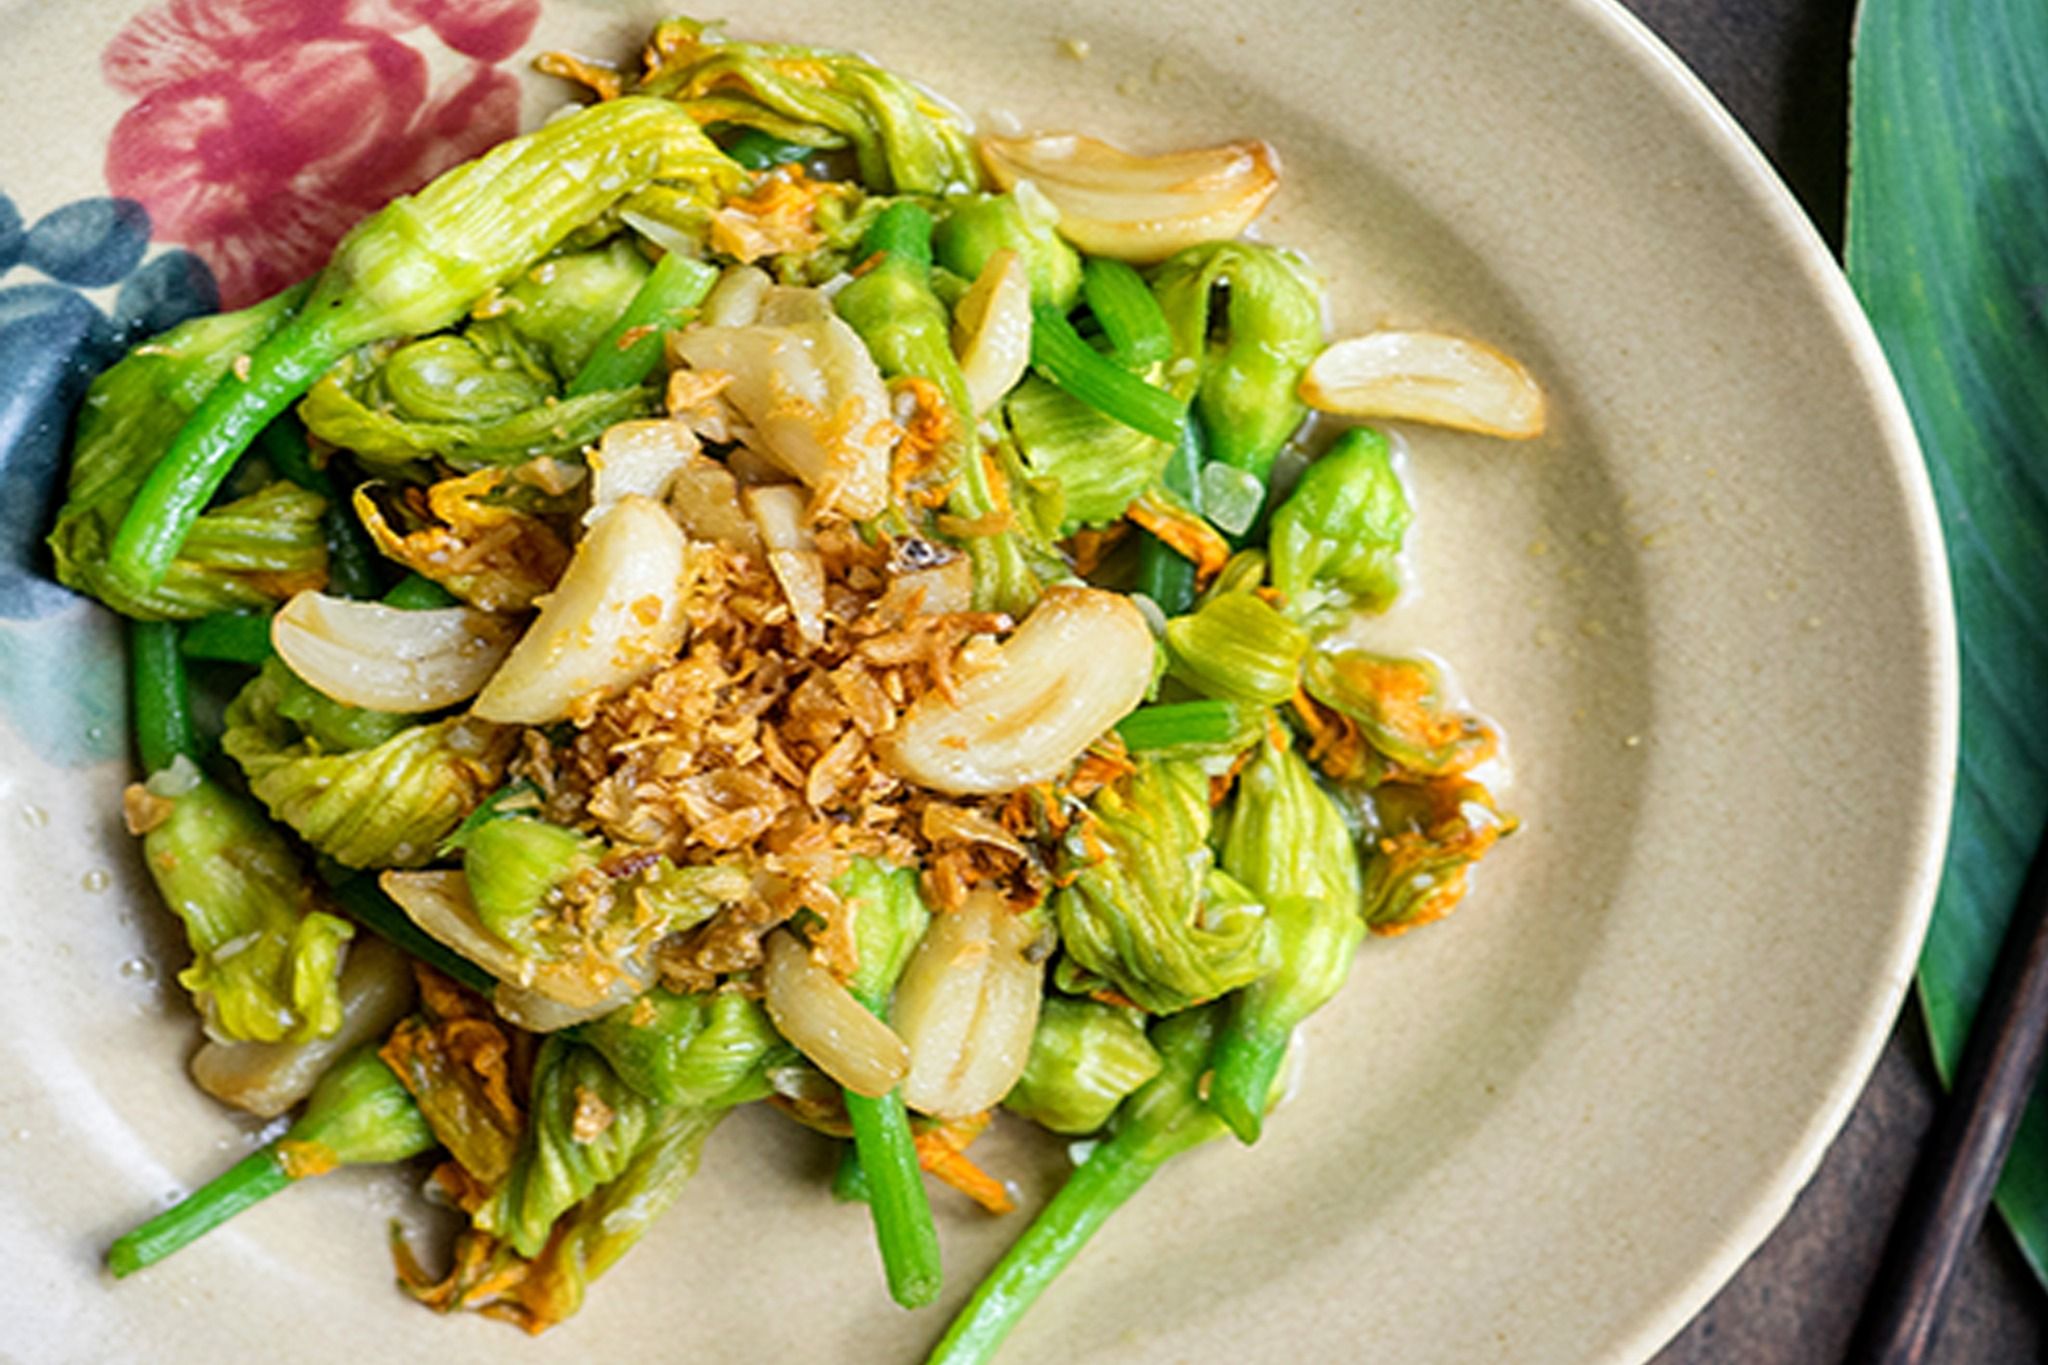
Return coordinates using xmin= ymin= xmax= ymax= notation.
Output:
xmin=53 ymin=15 xmax=1532 ymax=1357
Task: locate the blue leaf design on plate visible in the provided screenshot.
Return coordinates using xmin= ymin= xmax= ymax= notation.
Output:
xmin=23 ymin=197 xmax=151 ymax=288
xmin=114 ymin=249 xmax=221 ymax=338
xmin=0 ymin=189 xmax=218 ymax=768
xmin=0 ymin=193 xmax=22 ymax=275
xmin=0 ymin=283 xmax=114 ymax=621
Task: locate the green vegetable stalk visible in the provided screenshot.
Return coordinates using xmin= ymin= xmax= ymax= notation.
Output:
xmin=1028 ymin=303 xmax=1186 ymax=445
xmin=106 ymin=1045 xmax=435 ymax=1276
xmin=178 ymin=611 xmax=276 ymax=666
xmin=1150 ymin=241 xmax=1324 ymax=490
xmin=926 ymin=1007 xmax=1231 ymax=1364
xmin=1135 ymin=418 xmax=1207 ymax=615
xmin=1001 ymin=997 xmax=1163 ymax=1135
xmin=1211 ymin=736 xmax=1364 ymax=1142
xmin=836 ymin=201 xmax=1046 ymax=615
xmin=1268 ymin=427 xmax=1412 ymax=615
xmin=129 ymin=619 xmax=200 ymax=774
xmin=1080 ymin=257 xmax=1172 ymax=369
xmin=328 ymin=874 xmax=497 ymax=996
xmin=834 ymin=857 xmax=943 ymax=1310
xmin=1054 ymin=758 xmax=1271 ymax=1014
xmin=719 ymin=126 xmax=814 ymax=170
xmin=48 ymin=285 xmax=330 ymax=621
xmin=105 ymin=96 xmax=736 ymax=595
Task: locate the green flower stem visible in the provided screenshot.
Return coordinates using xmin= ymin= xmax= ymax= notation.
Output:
xmin=924 ymin=1129 xmax=1158 ymax=1364
xmin=1136 ymin=417 xmax=1207 ymax=613
xmin=846 ymin=960 xmax=942 ymax=1309
xmin=108 ymin=341 xmax=332 ymax=599
xmin=833 ymin=1140 xmax=873 ymax=1203
xmin=1115 ymin=699 xmax=1262 ymax=757
xmin=566 ymin=251 xmax=720 ymax=397
xmin=1207 ymin=1023 xmax=1291 ymax=1144
xmin=721 ymin=127 xmax=815 ymax=170
xmin=1080 ymin=257 xmax=1171 ymax=368
xmin=379 ymin=573 xmax=457 ymax=610
xmin=179 ymin=613 xmax=275 ymax=667
xmin=845 ymin=1085 xmax=942 ymax=1308
xmin=105 ymin=1147 xmax=292 ymax=1278
xmin=130 ymin=619 xmax=199 ymax=772
xmin=108 ymin=1046 xmax=433 ymax=1276
xmin=1029 ymin=304 xmax=1185 ymax=444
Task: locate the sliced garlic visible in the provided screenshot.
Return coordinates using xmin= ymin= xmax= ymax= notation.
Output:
xmin=893 ymin=888 xmax=1045 ymax=1119
xmin=1300 ymin=331 xmax=1547 ymax=439
xmin=272 ymin=593 xmax=517 ymax=713
xmin=671 ymin=309 xmax=895 ymax=519
xmin=979 ymin=132 xmax=1280 ymax=264
xmin=761 ymin=928 xmax=910 ymax=1098
xmin=883 ymin=585 xmax=1153 ymax=794
xmin=585 ymin=419 xmax=701 ymax=527
xmin=953 ymin=247 xmax=1033 ymax=414
xmin=700 ymin=264 xmax=773 ymax=327
xmin=744 ymin=484 xmax=828 ymax=645
xmin=472 ymin=495 xmax=691 ymax=725
xmin=668 ymin=451 xmax=764 ymax=553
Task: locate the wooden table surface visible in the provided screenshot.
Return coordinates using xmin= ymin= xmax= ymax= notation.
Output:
xmin=1616 ymin=2 xmax=2048 ymax=1361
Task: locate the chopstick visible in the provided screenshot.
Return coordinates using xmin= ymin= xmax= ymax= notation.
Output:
xmin=1846 ymin=824 xmax=2048 ymax=1364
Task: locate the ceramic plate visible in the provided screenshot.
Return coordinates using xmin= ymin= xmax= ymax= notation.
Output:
xmin=0 ymin=1 xmax=1955 ymax=1362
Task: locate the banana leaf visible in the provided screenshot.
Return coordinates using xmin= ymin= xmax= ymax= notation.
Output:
xmin=1848 ymin=0 xmax=2048 ymax=1283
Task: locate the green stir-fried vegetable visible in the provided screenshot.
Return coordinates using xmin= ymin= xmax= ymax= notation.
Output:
xmin=59 ymin=14 xmax=1531 ymax=1354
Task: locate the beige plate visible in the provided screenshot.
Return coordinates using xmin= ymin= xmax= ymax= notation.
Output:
xmin=0 ymin=1 xmax=1956 ymax=1362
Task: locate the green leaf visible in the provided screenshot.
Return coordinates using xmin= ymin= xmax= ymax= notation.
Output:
xmin=1848 ymin=0 xmax=2048 ymax=1284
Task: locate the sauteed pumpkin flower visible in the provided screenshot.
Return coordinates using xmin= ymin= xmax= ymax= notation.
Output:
xmin=54 ymin=15 xmax=1537 ymax=1357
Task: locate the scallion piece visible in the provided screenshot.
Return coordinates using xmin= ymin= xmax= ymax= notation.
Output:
xmin=1080 ymin=257 xmax=1172 ymax=369
xmin=378 ymin=573 xmax=457 ymax=611
xmin=130 ymin=620 xmax=200 ymax=773
xmin=179 ymin=613 xmax=275 ymax=666
xmin=1135 ymin=418 xmax=1207 ymax=613
xmin=1029 ymin=304 xmax=1186 ymax=445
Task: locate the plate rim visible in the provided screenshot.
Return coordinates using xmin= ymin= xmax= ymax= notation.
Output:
xmin=1568 ymin=0 xmax=1961 ymax=1357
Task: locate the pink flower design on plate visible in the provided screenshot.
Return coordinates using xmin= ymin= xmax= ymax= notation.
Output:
xmin=102 ymin=0 xmax=540 ymax=309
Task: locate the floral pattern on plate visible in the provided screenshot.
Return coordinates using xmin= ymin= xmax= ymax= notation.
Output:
xmin=101 ymin=0 xmax=541 ymax=308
